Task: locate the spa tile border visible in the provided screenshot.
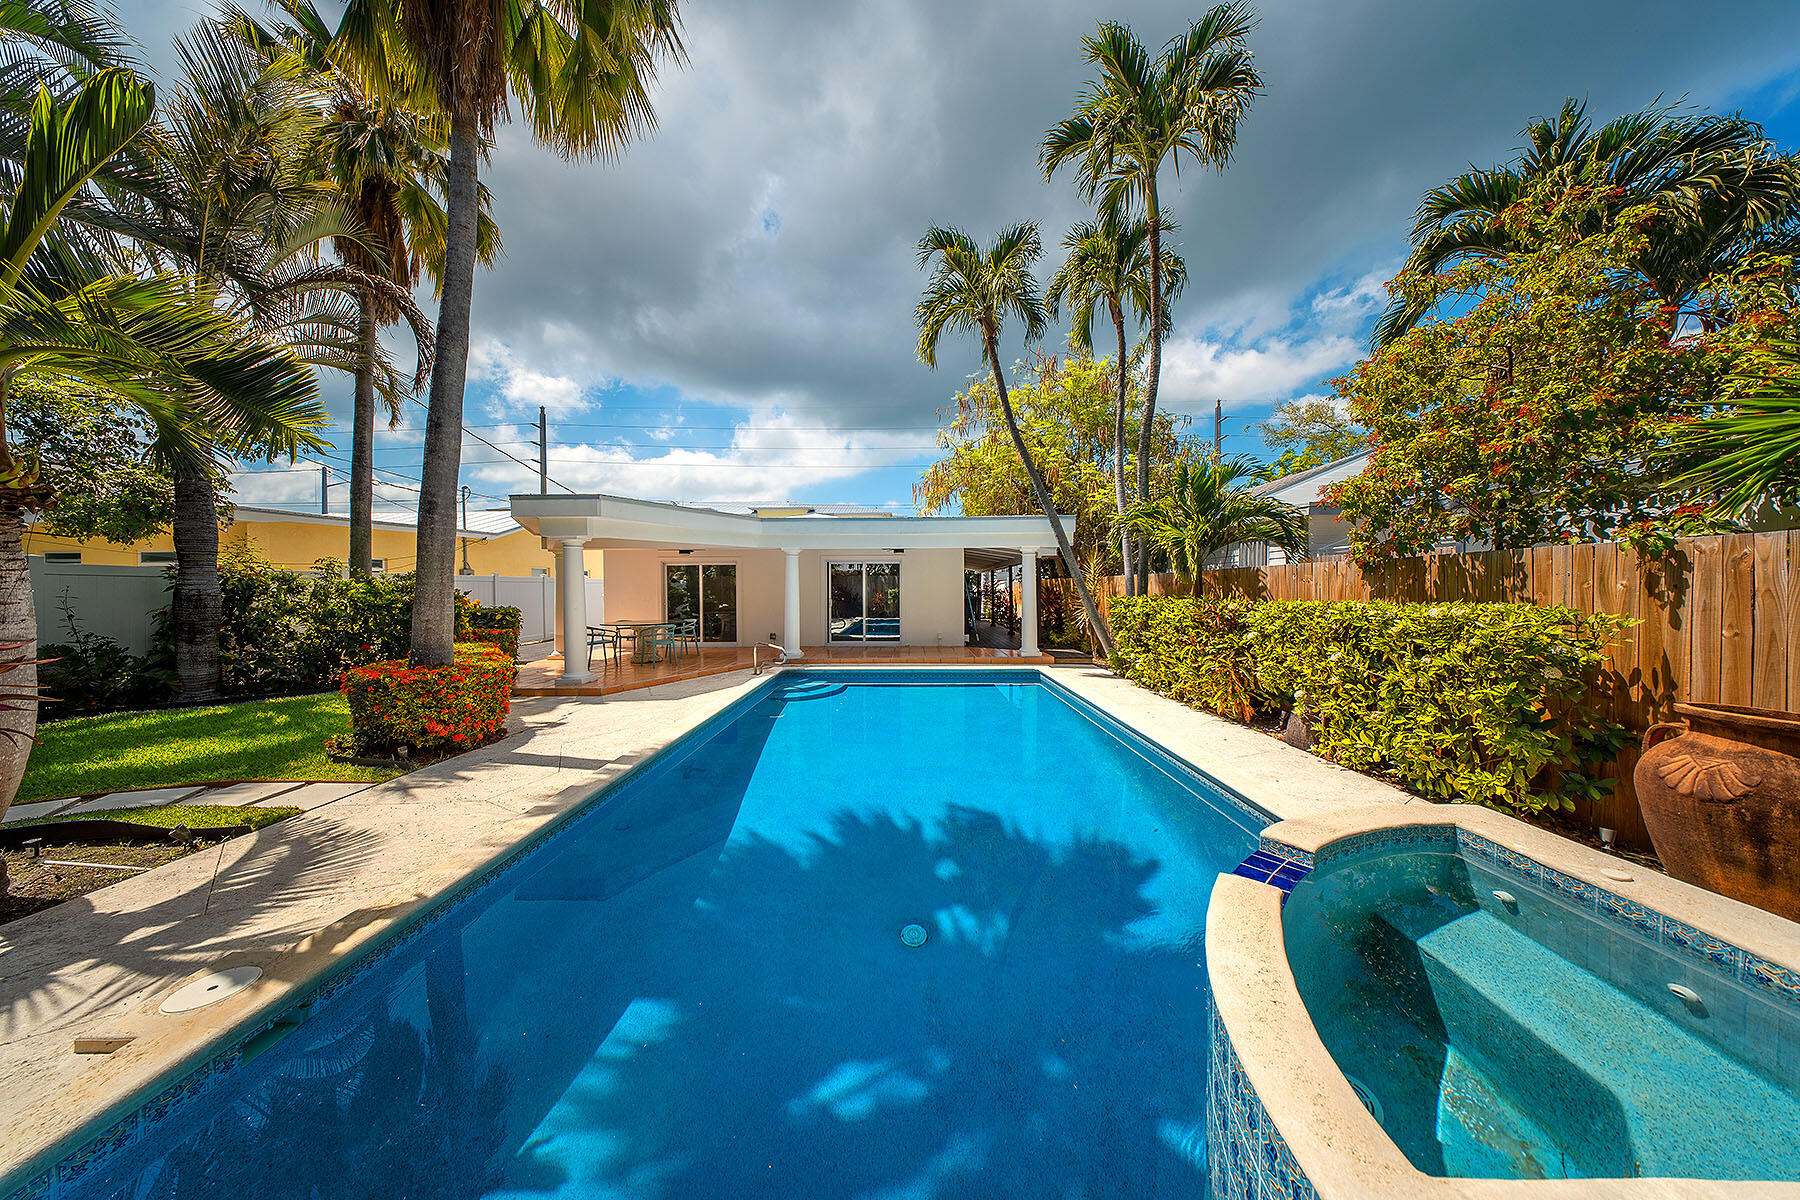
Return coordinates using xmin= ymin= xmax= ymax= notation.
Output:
xmin=1261 ymin=823 xmax=1800 ymax=1010
xmin=1207 ymin=1002 xmax=1317 ymax=1200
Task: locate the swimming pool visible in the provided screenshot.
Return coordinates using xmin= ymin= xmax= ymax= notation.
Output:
xmin=1282 ymin=836 xmax=1800 ymax=1181
xmin=50 ymin=670 xmax=1265 ymax=1199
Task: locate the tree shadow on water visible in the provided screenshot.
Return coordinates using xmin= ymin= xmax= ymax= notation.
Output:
xmin=501 ymin=805 xmax=1214 ymax=1200
xmin=78 ymin=805 xmax=1214 ymax=1200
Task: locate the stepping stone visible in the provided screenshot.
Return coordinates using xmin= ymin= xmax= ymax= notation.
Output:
xmin=64 ymin=786 xmax=206 ymax=815
xmin=193 ymin=781 xmax=308 ymax=807
xmin=3 ymin=799 xmax=77 ymax=825
xmin=256 ymin=782 xmax=373 ymax=811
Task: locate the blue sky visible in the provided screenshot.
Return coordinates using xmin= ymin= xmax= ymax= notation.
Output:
xmin=132 ymin=0 xmax=1800 ymax=519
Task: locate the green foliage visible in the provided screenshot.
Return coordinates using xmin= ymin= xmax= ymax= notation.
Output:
xmin=1330 ymin=186 xmax=1800 ymax=562
xmin=1254 ymin=396 xmax=1364 ymax=480
xmin=1110 ymin=595 xmax=1631 ymax=814
xmin=916 ymin=351 xmax=1198 ymax=570
xmin=456 ymin=597 xmax=522 ymax=659
xmin=43 ymin=803 xmax=299 ymax=829
xmin=1124 ymin=457 xmax=1308 ymax=579
xmin=340 ymin=642 xmax=513 ymax=756
xmin=38 ymin=591 xmax=173 ymax=716
xmin=1671 ymin=339 xmax=1800 ymax=515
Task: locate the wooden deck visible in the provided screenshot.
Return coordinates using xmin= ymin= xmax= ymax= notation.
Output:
xmin=513 ymin=644 xmax=1052 ymax=697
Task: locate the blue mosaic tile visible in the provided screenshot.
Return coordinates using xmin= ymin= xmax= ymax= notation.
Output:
xmin=1741 ymin=956 xmax=1800 ymax=1003
xmin=1596 ymin=889 xmax=1663 ymax=940
xmin=1661 ymin=918 xmax=1742 ymax=973
xmin=1208 ymin=1004 xmax=1316 ymax=1200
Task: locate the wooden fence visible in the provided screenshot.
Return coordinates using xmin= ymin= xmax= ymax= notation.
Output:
xmin=1091 ymin=533 xmax=1800 ymax=848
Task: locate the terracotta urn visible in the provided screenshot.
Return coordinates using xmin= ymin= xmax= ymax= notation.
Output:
xmin=1635 ymin=703 xmax=1800 ymax=922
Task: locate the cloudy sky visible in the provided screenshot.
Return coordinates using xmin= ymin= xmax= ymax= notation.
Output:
xmin=130 ymin=0 xmax=1800 ymax=516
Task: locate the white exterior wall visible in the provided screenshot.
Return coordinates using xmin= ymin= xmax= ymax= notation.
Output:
xmin=597 ymin=545 xmax=967 ymax=647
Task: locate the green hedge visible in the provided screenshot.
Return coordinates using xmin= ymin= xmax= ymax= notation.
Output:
xmin=339 ymin=642 xmax=514 ymax=756
xmin=457 ymin=600 xmax=522 ymax=659
xmin=1109 ymin=596 xmax=1631 ymax=814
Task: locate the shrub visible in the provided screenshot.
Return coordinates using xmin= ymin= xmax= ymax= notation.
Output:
xmin=1109 ymin=595 xmax=1631 ymax=814
xmin=339 ymin=642 xmax=514 ymax=757
xmin=457 ymin=601 xmax=522 ymax=660
xmin=38 ymin=591 xmax=173 ymax=715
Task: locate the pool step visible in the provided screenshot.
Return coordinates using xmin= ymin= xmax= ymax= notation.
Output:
xmin=1389 ymin=906 xmax=1800 ymax=1179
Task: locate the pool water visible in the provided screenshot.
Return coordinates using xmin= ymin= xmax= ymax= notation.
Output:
xmin=1283 ymin=846 xmax=1800 ymax=1181
xmin=70 ymin=671 xmax=1262 ymax=1200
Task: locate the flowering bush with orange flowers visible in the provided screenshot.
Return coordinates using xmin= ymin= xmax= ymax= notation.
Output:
xmin=338 ymin=643 xmax=513 ymax=757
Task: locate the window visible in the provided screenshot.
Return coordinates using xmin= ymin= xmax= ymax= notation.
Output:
xmin=828 ymin=561 xmax=901 ymax=642
xmin=42 ymin=551 xmax=80 ymax=564
xmin=369 ymin=558 xmax=386 ymax=573
xmin=530 ymin=567 xmax=549 ymax=577
xmin=665 ymin=562 xmax=737 ymax=642
xmin=138 ymin=551 xmax=176 ymax=565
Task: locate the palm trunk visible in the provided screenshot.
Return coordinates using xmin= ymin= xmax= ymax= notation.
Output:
xmin=410 ymin=111 xmax=482 ymax=667
xmin=172 ymin=460 xmax=222 ymax=703
xmin=0 ymin=501 xmax=36 ymax=838
xmin=349 ymin=300 xmax=377 ymax=578
xmin=985 ymin=332 xmax=1116 ymax=659
xmin=1110 ymin=299 xmax=1133 ymax=597
xmin=1137 ymin=184 xmax=1164 ymax=597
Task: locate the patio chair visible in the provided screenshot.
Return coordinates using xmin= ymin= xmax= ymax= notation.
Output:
xmin=642 ymin=623 xmax=682 ymax=664
xmin=587 ymin=625 xmax=623 ymax=672
xmin=673 ymin=617 xmax=700 ymax=657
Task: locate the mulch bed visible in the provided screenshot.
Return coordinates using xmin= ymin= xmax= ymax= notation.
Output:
xmin=0 ymin=842 xmax=194 ymax=925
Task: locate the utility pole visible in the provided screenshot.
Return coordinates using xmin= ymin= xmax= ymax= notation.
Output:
xmin=538 ymin=406 xmax=548 ymax=494
xmin=320 ymin=464 xmax=329 ymax=514
xmin=1213 ymin=398 xmax=1223 ymax=464
xmin=459 ymin=485 xmax=473 ymax=575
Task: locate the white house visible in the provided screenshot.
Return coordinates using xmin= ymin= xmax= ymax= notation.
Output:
xmin=509 ymin=492 xmax=1070 ymax=685
xmin=1222 ymin=449 xmax=1373 ymax=566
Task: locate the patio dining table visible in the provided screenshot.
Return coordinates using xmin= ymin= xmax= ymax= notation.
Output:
xmin=606 ymin=620 xmax=679 ymax=665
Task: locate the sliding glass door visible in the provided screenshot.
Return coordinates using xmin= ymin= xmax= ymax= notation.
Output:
xmin=665 ymin=563 xmax=738 ymax=642
xmin=827 ymin=561 xmax=900 ymax=642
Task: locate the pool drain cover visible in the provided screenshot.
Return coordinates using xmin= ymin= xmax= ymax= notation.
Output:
xmin=900 ymin=923 xmax=928 ymax=948
xmin=160 ymin=966 xmax=263 ymax=1014
xmin=1345 ymin=1074 xmax=1384 ymax=1124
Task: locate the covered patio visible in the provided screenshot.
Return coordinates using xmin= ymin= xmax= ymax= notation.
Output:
xmin=509 ymin=493 xmax=1067 ymax=691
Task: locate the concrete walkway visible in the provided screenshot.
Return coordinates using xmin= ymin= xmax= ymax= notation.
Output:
xmin=0 ymin=664 xmax=1413 ymax=1185
xmin=3 ymin=781 xmax=379 ymax=826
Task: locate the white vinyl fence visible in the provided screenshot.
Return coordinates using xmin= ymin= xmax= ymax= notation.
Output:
xmin=30 ymin=559 xmax=170 ymax=655
xmin=29 ymin=558 xmax=585 ymax=655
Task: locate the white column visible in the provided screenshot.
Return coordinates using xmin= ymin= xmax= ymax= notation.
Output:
xmin=782 ymin=548 xmax=804 ymax=658
xmin=556 ymin=537 xmax=596 ymax=685
xmin=1019 ymin=547 xmax=1039 ymax=657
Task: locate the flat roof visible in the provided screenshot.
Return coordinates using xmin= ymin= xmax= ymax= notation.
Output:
xmin=510 ymin=492 xmax=1073 ymax=554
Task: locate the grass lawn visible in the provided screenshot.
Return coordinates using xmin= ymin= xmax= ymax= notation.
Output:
xmin=18 ymin=692 xmax=399 ymax=805
xmin=44 ymin=803 xmax=302 ymax=830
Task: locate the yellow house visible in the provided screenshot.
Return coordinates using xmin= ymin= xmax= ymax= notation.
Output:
xmin=25 ymin=505 xmax=604 ymax=580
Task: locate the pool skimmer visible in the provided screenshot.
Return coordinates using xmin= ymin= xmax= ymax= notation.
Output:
xmin=1346 ymin=1074 xmax=1384 ymax=1124
xmin=160 ymin=966 xmax=263 ymax=1014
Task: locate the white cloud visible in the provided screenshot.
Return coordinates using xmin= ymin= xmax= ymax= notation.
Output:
xmin=1159 ymin=333 xmax=1363 ymax=411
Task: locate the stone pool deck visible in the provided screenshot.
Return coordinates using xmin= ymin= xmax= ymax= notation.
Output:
xmin=0 ymin=664 xmax=1415 ymax=1184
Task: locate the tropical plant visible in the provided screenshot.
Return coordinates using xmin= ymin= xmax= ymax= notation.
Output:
xmin=1046 ymin=207 xmax=1184 ymax=592
xmin=0 ymin=68 xmax=328 ymax=827
xmin=1375 ymin=98 xmax=1800 ymax=346
xmin=1041 ymin=4 xmax=1262 ymax=594
xmin=325 ymin=0 xmax=682 ymax=667
xmin=915 ymin=222 xmax=1116 ymax=657
xmin=1670 ymin=340 xmax=1800 ymax=515
xmin=916 ymin=349 xmax=1197 ymax=574
xmin=1123 ymin=457 xmax=1305 ymax=581
xmin=109 ymin=20 xmax=428 ymax=702
xmin=1331 ymin=187 xmax=1800 ymax=562
xmin=238 ymin=0 xmax=499 ymax=577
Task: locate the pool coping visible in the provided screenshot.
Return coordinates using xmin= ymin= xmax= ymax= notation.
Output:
xmin=1208 ymin=803 xmax=1800 ymax=1200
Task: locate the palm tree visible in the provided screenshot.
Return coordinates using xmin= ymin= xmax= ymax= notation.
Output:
xmin=0 ymin=69 xmax=328 ymax=827
xmin=111 ymin=21 xmax=428 ymax=700
xmin=1124 ymin=458 xmax=1305 ymax=584
xmin=916 ymin=222 xmax=1115 ymax=659
xmin=239 ymin=1 xmax=498 ymax=577
xmin=1375 ymin=100 xmax=1800 ymax=346
xmin=1041 ymin=5 xmax=1262 ymax=596
xmin=329 ymin=0 xmax=682 ymax=666
xmin=1046 ymin=208 xmax=1184 ymax=595
xmin=1671 ymin=341 xmax=1800 ymax=516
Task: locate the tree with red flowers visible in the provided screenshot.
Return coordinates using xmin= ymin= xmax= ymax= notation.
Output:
xmin=1329 ymin=184 xmax=1800 ymax=562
